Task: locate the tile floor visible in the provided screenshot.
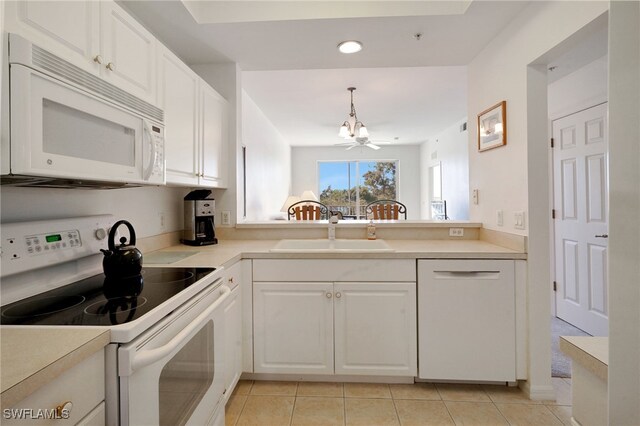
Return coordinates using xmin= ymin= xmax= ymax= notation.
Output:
xmin=225 ymin=377 xmax=572 ymax=426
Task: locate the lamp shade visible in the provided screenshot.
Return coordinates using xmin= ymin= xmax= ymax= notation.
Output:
xmin=300 ymin=190 xmax=318 ymax=201
xmin=358 ymin=125 xmax=369 ymax=138
xmin=339 ymin=124 xmax=350 ymax=138
xmin=280 ymin=195 xmax=301 ymax=212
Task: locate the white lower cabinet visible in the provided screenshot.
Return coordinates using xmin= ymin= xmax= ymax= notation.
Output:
xmin=252 ymin=261 xmax=417 ymax=377
xmin=222 ymin=261 xmax=247 ymax=400
xmin=3 ymin=350 xmax=105 ymax=425
xmin=418 ymin=259 xmax=516 ymax=382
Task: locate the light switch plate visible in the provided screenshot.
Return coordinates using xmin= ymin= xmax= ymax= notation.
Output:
xmin=514 ymin=211 xmax=525 ymax=230
xmin=472 ymin=189 xmax=479 ymax=205
xmin=497 ymin=210 xmax=503 ymax=226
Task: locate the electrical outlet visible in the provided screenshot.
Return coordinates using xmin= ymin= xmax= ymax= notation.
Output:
xmin=514 ymin=211 xmax=526 ymax=230
xmin=497 ymin=210 xmax=503 ymax=226
xmin=472 ymin=189 xmax=479 ymax=205
xmin=158 ymin=212 xmax=166 ymax=230
xmin=221 ymin=211 xmax=231 ymax=225
xmin=449 ymin=228 xmax=464 ymax=237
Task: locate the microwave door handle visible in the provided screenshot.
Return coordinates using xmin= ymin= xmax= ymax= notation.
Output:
xmin=142 ymin=123 xmax=157 ymax=181
xmin=125 ymin=284 xmax=231 ymax=375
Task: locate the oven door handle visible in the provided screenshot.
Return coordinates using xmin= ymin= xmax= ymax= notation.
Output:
xmin=128 ymin=284 xmax=231 ymax=373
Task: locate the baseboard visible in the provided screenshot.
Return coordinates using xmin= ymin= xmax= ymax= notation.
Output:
xmin=521 ymin=381 xmax=556 ymax=400
xmin=240 ymin=372 xmax=414 ymax=384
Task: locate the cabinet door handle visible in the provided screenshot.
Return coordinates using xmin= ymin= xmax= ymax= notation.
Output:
xmin=326 ymin=292 xmax=332 ymax=299
xmin=335 ymin=292 xmax=342 ymax=299
xmin=93 ymin=55 xmax=103 ymax=64
xmin=595 ymin=234 xmax=608 ymax=238
xmin=106 ymin=62 xmax=116 ymax=71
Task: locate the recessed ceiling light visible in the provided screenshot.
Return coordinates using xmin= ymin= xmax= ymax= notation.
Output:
xmin=338 ymin=40 xmax=363 ymax=54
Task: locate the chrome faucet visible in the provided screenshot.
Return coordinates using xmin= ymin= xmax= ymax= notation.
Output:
xmin=328 ymin=215 xmax=339 ymax=240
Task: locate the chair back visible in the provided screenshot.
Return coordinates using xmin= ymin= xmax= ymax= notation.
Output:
xmin=288 ymin=200 xmax=330 ymax=220
xmin=366 ymin=200 xmax=407 ymax=220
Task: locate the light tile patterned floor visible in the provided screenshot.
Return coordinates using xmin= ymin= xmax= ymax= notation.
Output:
xmin=225 ymin=378 xmax=572 ymax=426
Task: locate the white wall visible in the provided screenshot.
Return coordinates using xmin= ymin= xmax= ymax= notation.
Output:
xmin=420 ymin=118 xmax=469 ymax=220
xmin=467 ymin=0 xmax=609 ymax=399
xmin=291 ymin=145 xmax=421 ymax=220
xmin=548 ymin=55 xmax=608 ymax=119
xmin=241 ymin=91 xmax=291 ymax=220
xmin=0 ymin=186 xmax=188 ymax=237
xmin=607 ymin=2 xmax=640 ymax=423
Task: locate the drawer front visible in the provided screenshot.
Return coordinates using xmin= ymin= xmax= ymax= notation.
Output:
xmin=253 ymin=259 xmax=416 ymax=282
xmin=3 ymin=351 xmax=105 ymax=425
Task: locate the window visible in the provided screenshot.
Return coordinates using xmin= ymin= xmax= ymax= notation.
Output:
xmin=318 ymin=160 xmax=397 ymax=219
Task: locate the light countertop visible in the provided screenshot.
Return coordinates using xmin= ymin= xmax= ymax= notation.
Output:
xmin=143 ymin=239 xmax=526 ymax=269
xmin=0 ymin=328 xmax=110 ymax=409
xmin=559 ymin=336 xmax=608 ymax=381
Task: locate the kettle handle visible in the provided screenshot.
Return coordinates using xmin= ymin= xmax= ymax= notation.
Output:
xmin=108 ymin=220 xmax=137 ymax=250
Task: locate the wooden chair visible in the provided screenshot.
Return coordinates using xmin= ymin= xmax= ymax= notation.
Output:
xmin=287 ymin=200 xmax=330 ymax=220
xmin=366 ymin=200 xmax=407 ymax=220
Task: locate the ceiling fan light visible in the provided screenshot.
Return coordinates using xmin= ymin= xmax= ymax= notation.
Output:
xmin=339 ymin=124 xmax=350 ymax=138
xmin=358 ymin=125 xmax=369 ymax=138
xmin=337 ymin=40 xmax=363 ymax=54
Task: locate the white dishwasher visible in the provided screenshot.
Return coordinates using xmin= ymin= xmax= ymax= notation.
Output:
xmin=417 ymin=259 xmax=516 ymax=382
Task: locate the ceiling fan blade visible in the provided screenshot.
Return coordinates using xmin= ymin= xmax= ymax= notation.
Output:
xmin=366 ymin=143 xmax=381 ymax=150
xmin=334 ymin=142 xmax=356 ymax=146
xmin=345 ymin=144 xmax=357 ymax=150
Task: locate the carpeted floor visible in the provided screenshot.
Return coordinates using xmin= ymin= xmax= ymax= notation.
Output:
xmin=551 ymin=316 xmax=590 ymax=378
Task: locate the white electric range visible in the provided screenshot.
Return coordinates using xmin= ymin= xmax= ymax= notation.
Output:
xmin=1 ymin=215 xmax=228 ymax=425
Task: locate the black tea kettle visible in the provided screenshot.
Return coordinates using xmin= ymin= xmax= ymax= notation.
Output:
xmin=100 ymin=220 xmax=143 ymax=278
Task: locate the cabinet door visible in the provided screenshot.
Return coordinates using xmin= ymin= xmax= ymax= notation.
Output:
xmin=253 ymin=282 xmax=334 ymax=374
xmin=223 ymin=285 xmax=242 ymax=400
xmin=4 ymin=1 xmax=100 ymax=75
xmin=418 ymin=259 xmax=516 ymax=381
xmin=334 ymin=282 xmax=417 ymax=376
xmin=99 ymin=1 xmax=156 ymax=104
xmin=160 ymin=47 xmax=199 ymax=186
xmin=199 ymin=83 xmax=228 ymax=188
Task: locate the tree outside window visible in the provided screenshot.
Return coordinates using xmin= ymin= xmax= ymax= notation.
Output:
xmin=318 ymin=161 xmax=397 ymax=218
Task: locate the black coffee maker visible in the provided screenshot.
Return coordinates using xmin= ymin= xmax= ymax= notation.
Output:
xmin=182 ymin=190 xmax=218 ymax=246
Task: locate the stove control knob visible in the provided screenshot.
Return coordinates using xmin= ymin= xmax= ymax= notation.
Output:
xmin=95 ymin=228 xmax=108 ymax=240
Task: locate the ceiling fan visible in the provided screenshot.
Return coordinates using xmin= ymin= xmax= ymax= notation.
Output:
xmin=334 ymin=87 xmax=391 ymax=150
xmin=335 ymin=136 xmax=390 ymax=150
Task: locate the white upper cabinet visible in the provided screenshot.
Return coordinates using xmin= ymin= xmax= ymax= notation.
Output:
xmin=200 ymin=83 xmax=228 ymax=188
xmin=159 ymin=47 xmax=199 ymax=185
xmin=160 ymin=46 xmax=229 ymax=188
xmin=5 ymin=0 xmax=157 ymax=105
xmin=4 ymin=1 xmax=100 ymax=75
xmin=99 ymin=1 xmax=156 ymax=104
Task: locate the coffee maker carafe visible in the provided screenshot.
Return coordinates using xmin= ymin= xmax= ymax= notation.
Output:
xmin=182 ymin=190 xmax=218 ymax=246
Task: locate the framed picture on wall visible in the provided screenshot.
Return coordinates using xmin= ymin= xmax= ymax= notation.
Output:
xmin=477 ymin=101 xmax=507 ymax=152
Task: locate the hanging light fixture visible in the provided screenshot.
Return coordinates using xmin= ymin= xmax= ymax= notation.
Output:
xmin=338 ymin=87 xmax=369 ymax=139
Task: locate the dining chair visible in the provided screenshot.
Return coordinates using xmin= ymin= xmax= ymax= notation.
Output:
xmin=365 ymin=200 xmax=407 ymax=220
xmin=287 ymin=200 xmax=331 ymax=220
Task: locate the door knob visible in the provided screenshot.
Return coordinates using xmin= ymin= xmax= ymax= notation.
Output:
xmin=335 ymin=292 xmax=342 ymax=299
xmin=326 ymin=292 xmax=332 ymax=299
xmin=595 ymin=234 xmax=608 ymax=238
xmin=93 ymin=55 xmax=103 ymax=64
xmin=106 ymin=62 xmax=116 ymax=71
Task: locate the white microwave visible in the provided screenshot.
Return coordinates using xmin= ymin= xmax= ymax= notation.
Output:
xmin=2 ymin=34 xmax=165 ymax=188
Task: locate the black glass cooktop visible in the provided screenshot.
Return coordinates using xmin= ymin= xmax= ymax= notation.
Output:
xmin=0 ymin=267 xmax=215 ymax=326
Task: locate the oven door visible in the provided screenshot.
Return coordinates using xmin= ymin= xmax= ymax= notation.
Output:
xmin=118 ymin=280 xmax=230 ymax=426
xmin=9 ymin=63 xmax=162 ymax=184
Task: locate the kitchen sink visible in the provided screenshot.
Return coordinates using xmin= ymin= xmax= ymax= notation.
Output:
xmin=270 ymin=239 xmax=395 ymax=252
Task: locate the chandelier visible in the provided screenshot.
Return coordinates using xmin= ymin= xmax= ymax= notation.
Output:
xmin=338 ymin=87 xmax=369 ymax=139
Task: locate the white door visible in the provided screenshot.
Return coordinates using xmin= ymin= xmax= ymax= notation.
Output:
xmin=223 ymin=285 xmax=242 ymax=400
xmin=200 ymin=84 xmax=228 ymax=188
xmin=100 ymin=1 xmax=157 ymax=104
xmin=334 ymin=282 xmax=417 ymax=376
xmin=253 ymin=282 xmax=334 ymax=374
xmin=553 ymin=103 xmax=609 ymax=336
xmin=4 ymin=1 xmax=101 ymax=76
xmin=160 ymin=47 xmax=199 ymax=186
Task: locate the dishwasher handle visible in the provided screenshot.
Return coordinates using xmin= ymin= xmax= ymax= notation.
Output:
xmin=433 ymin=271 xmax=501 ymax=279
xmin=126 ymin=284 xmax=231 ymax=374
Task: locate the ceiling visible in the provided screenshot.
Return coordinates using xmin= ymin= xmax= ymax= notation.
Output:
xmin=120 ymin=1 xmax=533 ymax=146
